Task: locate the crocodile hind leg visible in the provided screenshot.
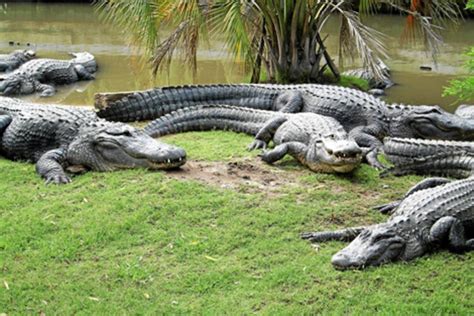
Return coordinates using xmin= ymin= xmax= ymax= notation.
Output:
xmin=36 ymin=82 xmax=56 ymax=97
xmin=0 ymin=114 xmax=12 ymax=135
xmin=36 ymin=148 xmax=71 ymax=184
xmin=430 ymin=216 xmax=474 ymax=253
xmin=374 ymin=177 xmax=452 ymax=214
xmin=273 ymin=91 xmax=304 ymax=112
xmin=0 ymin=63 xmax=10 ymax=72
xmin=260 ymin=141 xmax=307 ymax=164
xmin=248 ymin=116 xmax=288 ymax=150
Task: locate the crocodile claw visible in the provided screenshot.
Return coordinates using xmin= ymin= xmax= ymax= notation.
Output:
xmin=45 ymin=174 xmax=71 ymax=185
xmin=373 ymin=200 xmax=400 ymax=214
xmin=247 ymin=139 xmax=267 ymax=151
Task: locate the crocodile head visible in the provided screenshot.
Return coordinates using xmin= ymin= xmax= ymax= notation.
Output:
xmin=66 ymin=122 xmax=186 ymax=171
xmin=12 ymin=49 xmax=36 ymax=61
xmin=305 ymin=130 xmax=362 ymax=173
xmin=0 ymin=75 xmax=35 ymax=96
xmin=331 ymin=225 xmax=406 ymax=269
xmin=69 ymin=52 xmax=97 ymax=73
xmin=389 ymin=105 xmax=474 ymax=140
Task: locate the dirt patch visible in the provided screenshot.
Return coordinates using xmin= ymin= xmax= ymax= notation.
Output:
xmin=165 ymin=158 xmax=307 ymax=195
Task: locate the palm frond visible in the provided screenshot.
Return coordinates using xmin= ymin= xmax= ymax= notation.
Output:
xmin=331 ymin=4 xmax=388 ymax=81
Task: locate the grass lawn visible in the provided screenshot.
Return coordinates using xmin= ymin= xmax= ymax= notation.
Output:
xmin=1 ymin=131 xmax=473 ymax=314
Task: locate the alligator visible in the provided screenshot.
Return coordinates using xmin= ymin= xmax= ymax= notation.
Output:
xmin=95 ymin=84 xmax=474 ymax=168
xmin=342 ymin=60 xmax=393 ymax=89
xmin=301 ymin=176 xmax=474 ymax=269
xmin=0 ymin=52 xmax=97 ymax=97
xmin=382 ymin=137 xmax=474 ymax=178
xmin=0 ymin=50 xmax=36 ymax=72
xmin=0 ymin=97 xmax=186 ymax=184
xmin=455 ymin=104 xmax=474 ymax=120
xmin=143 ymin=105 xmax=362 ymax=173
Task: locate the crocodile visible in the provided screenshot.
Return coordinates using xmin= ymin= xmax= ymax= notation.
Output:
xmin=0 ymin=50 xmax=36 ymax=72
xmin=301 ymin=177 xmax=474 ymax=269
xmin=95 ymin=84 xmax=474 ymax=168
xmin=143 ymin=105 xmax=362 ymax=173
xmin=0 ymin=52 xmax=97 ymax=97
xmin=455 ymin=104 xmax=474 ymax=120
xmin=342 ymin=60 xmax=393 ymax=89
xmin=382 ymin=137 xmax=474 ymax=178
xmin=0 ymin=97 xmax=186 ymax=184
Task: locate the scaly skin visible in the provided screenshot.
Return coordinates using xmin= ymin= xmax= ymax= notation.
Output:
xmin=96 ymin=84 xmax=474 ymax=168
xmin=302 ymin=177 xmax=474 ymax=269
xmin=144 ymin=105 xmax=362 ymax=173
xmin=383 ymin=137 xmax=474 ymax=178
xmin=0 ymin=52 xmax=97 ymax=97
xmin=0 ymin=50 xmax=36 ymax=72
xmin=0 ymin=97 xmax=186 ymax=184
xmin=455 ymin=104 xmax=474 ymax=120
xmin=342 ymin=61 xmax=393 ymax=89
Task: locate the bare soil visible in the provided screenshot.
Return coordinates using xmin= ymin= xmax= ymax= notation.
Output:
xmin=165 ymin=158 xmax=307 ymax=194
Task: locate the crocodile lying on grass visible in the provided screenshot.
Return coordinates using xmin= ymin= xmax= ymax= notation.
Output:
xmin=144 ymin=105 xmax=362 ymax=173
xmin=0 ymin=50 xmax=36 ymax=72
xmin=382 ymin=137 xmax=474 ymax=178
xmin=301 ymin=177 xmax=474 ymax=269
xmin=96 ymin=84 xmax=474 ymax=168
xmin=0 ymin=97 xmax=186 ymax=184
xmin=0 ymin=52 xmax=97 ymax=97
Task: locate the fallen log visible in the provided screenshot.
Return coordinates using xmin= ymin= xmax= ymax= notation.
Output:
xmin=94 ymin=91 xmax=136 ymax=111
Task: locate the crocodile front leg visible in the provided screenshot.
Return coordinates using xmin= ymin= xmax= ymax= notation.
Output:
xmin=349 ymin=124 xmax=385 ymax=169
xmin=301 ymin=226 xmax=368 ymax=242
xmin=430 ymin=216 xmax=474 ymax=253
xmin=36 ymin=148 xmax=71 ymax=184
xmin=248 ymin=116 xmax=288 ymax=150
xmin=260 ymin=141 xmax=307 ymax=164
xmin=74 ymin=64 xmax=95 ymax=80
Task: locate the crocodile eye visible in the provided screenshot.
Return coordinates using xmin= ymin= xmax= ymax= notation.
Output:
xmin=419 ymin=107 xmax=442 ymax=115
xmin=372 ymin=233 xmax=394 ymax=243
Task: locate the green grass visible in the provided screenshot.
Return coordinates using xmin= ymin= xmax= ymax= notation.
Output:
xmin=338 ymin=75 xmax=370 ymax=91
xmin=1 ymin=131 xmax=473 ymax=314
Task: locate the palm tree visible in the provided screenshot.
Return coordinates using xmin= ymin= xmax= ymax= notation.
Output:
xmin=96 ymin=0 xmax=461 ymax=84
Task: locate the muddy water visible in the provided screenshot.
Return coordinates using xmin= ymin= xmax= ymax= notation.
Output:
xmin=0 ymin=3 xmax=473 ymax=110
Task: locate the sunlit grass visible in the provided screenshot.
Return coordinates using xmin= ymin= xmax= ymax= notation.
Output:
xmin=1 ymin=131 xmax=472 ymax=314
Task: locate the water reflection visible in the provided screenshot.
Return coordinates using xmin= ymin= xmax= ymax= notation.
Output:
xmin=0 ymin=3 xmax=472 ymax=109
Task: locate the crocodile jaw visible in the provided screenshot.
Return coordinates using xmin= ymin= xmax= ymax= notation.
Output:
xmin=330 ymin=226 xmax=406 ymax=270
xmin=304 ymin=138 xmax=362 ymax=173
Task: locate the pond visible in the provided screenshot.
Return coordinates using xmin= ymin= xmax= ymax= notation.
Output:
xmin=0 ymin=3 xmax=473 ymax=111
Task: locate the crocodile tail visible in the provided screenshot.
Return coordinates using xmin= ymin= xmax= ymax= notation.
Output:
xmin=143 ymin=104 xmax=278 ymax=137
xmin=385 ymin=152 xmax=474 ymax=179
xmin=383 ymin=137 xmax=474 ymax=162
xmin=96 ymin=84 xmax=278 ymax=122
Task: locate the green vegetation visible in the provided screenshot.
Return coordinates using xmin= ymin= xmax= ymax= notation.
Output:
xmin=338 ymin=75 xmax=370 ymax=91
xmin=1 ymin=131 xmax=472 ymax=314
xmin=443 ymin=1 xmax=474 ymax=102
xmin=96 ymin=0 xmax=460 ymax=84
